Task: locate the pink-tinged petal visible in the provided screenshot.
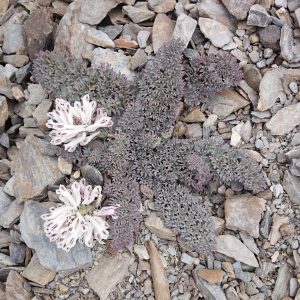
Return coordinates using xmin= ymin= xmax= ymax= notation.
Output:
xmin=94 ymin=204 xmax=120 ymax=219
xmin=71 ymin=181 xmax=81 ymax=207
xmin=82 ymin=185 xmax=102 ymax=205
xmin=79 ymin=132 xmax=99 ymax=147
xmin=64 ymin=133 xmax=87 ymax=152
xmin=56 ymin=185 xmax=78 ymax=208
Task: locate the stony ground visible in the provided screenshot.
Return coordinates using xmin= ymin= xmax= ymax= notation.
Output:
xmin=1 ymin=0 xmax=300 ymax=299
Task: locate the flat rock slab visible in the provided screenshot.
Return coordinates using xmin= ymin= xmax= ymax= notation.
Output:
xmin=266 ymin=102 xmax=300 ymax=135
xmin=283 ymin=171 xmax=300 ymax=204
xmin=20 ymin=200 xmax=92 ymax=272
xmin=86 ymin=254 xmax=134 ymax=300
xmin=6 ymin=270 xmax=33 ymax=300
xmin=215 ymin=235 xmax=259 ymax=267
xmin=12 ymin=135 xmax=64 ymax=202
xmin=225 ymin=194 xmax=266 ymax=238
xmin=221 ymin=0 xmax=256 ymax=20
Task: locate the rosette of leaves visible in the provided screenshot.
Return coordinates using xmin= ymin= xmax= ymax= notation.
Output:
xmin=32 ymin=51 xmax=135 ymax=115
xmin=184 ymin=52 xmax=243 ymax=106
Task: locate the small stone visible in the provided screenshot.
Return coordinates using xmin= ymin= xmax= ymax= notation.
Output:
xmin=6 ymin=271 xmax=33 ymax=300
xmin=32 ymin=99 xmax=52 ymax=127
xmin=204 ymin=114 xmax=217 ymax=127
xmin=215 ymin=235 xmax=259 ymax=267
xmin=240 ymin=232 xmax=260 ymax=255
xmin=240 ymin=120 xmax=252 ymax=143
xmin=122 ymin=4 xmax=155 ymax=23
xmin=247 ymin=4 xmax=271 ymax=27
xmin=99 ymin=25 xmax=123 ymax=40
xmin=80 ymin=164 xmax=103 ymax=186
xmin=183 ymin=109 xmax=206 ymax=123
xmin=249 ymin=50 xmax=260 ymax=63
xmin=243 ymin=64 xmax=261 ymax=91
xmin=185 ymin=123 xmax=202 ymax=138
xmin=272 ymin=263 xmax=292 ymax=300
xmin=0 ymin=0 xmax=9 ymax=16
xmin=133 ymin=245 xmax=149 ymax=260
xmin=0 ymin=200 xmax=23 ymax=228
xmin=221 ymin=0 xmax=256 ymax=20
xmin=172 ymin=13 xmax=197 ymax=48
xmin=85 ymin=29 xmax=115 ymax=48
xmin=130 ymin=49 xmax=148 ymax=70
xmin=197 ymin=269 xmax=225 ymax=284
xmin=280 ymin=24 xmax=294 ymax=62
xmin=198 ymin=17 xmax=233 ymax=48
xmin=283 ymin=171 xmax=300 ymax=205
xmin=58 ymin=156 xmax=72 ymax=175
xmin=3 ymin=23 xmax=25 ymax=54
xmin=266 ymin=102 xmax=300 ymax=135
xmin=290 ymin=278 xmax=298 ymax=297
xmin=137 ymin=30 xmax=150 ymax=48
xmin=226 ymin=287 xmax=239 ymax=300
xmin=289 ymin=82 xmax=298 ymax=94
xmin=28 ymin=84 xmax=48 ymax=105
xmin=268 ymin=213 xmax=289 ymax=245
xmin=148 ymin=0 xmax=176 ymax=13
xmin=181 ymin=253 xmax=194 ymax=265
xmin=144 ymin=279 xmax=152 ymax=295
xmin=114 ymin=38 xmax=138 ymax=48
xmin=258 ymin=25 xmax=281 ymax=50
xmin=230 ymin=123 xmax=243 ymax=147
xmin=0 ymin=96 xmax=8 ymax=131
xmin=3 ymin=55 xmax=29 ymax=68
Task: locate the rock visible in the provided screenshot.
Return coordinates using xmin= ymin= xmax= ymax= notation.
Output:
xmin=86 ymin=254 xmax=134 ymax=300
xmin=226 ymin=287 xmax=239 ymax=300
xmin=258 ymin=25 xmax=281 ymax=50
xmin=145 ymin=213 xmax=177 ymax=240
xmin=99 ymin=25 xmax=123 ymax=40
xmin=197 ymin=269 xmax=225 ymax=284
xmin=148 ymin=0 xmax=176 ymax=13
xmin=122 ymin=4 xmax=155 ymax=23
xmin=134 ymin=245 xmax=149 ymax=260
xmin=181 ymin=253 xmax=195 ymax=265
xmin=0 ymin=0 xmax=9 ymax=16
xmin=0 ymin=230 xmax=11 ymax=248
xmin=280 ymin=24 xmax=294 ymax=62
xmin=28 ymin=84 xmax=48 ymax=105
xmin=233 ymin=261 xmax=252 ymax=282
xmin=92 ymin=48 xmax=134 ymax=80
xmin=58 ymin=156 xmax=72 ymax=175
xmin=0 ymin=187 xmax=13 ymax=218
xmin=272 ymin=263 xmax=292 ymax=300
xmin=172 ymin=13 xmax=197 ymax=48
xmin=193 ymin=266 xmax=227 ymax=300
xmin=114 ymin=38 xmax=138 ymax=48
xmin=240 ymin=120 xmax=252 ymax=143
xmin=148 ymin=241 xmax=171 ymax=300
xmin=0 ymin=200 xmax=23 ymax=228
xmin=240 ymin=232 xmax=260 ymax=255
xmin=243 ymin=64 xmax=261 ymax=91
xmin=266 ymin=103 xmax=300 ymax=135
xmin=80 ymin=164 xmax=103 ymax=185
xmin=225 ymin=194 xmax=265 ymax=238
xmin=55 ymin=0 xmax=94 ymax=59
xmin=22 ymin=254 xmax=56 ymax=285
xmin=3 ymin=23 xmax=25 ymax=54
xmin=283 ymin=171 xmax=300 ymax=204
xmin=3 ymin=177 xmax=15 ymax=197
xmin=5 ymin=271 xmax=33 ymax=300
xmin=0 ymin=253 xmax=15 ymax=266
xmin=207 ymin=89 xmax=249 ymax=119
xmin=221 ymin=0 xmax=256 ymax=20
xmin=3 ymin=55 xmax=29 ymax=68
xmin=12 ymin=135 xmax=64 ymax=202
xmin=247 ymin=4 xmax=271 ymax=27
xmin=290 ymin=159 xmax=300 ymax=176
xmin=197 ymin=0 xmax=237 ymax=32
xmin=32 ymin=99 xmax=52 ymax=127
xmin=185 ymin=123 xmax=202 ymax=138
xmin=198 ymin=17 xmax=233 ymax=48
xmin=290 ymin=278 xmax=298 ymax=298
xmin=137 ymin=30 xmax=150 ymax=48
xmin=183 ymin=109 xmax=206 ymax=123
xmin=85 ymin=29 xmax=115 ymax=48
xmin=215 ymin=235 xmax=259 ymax=267
xmin=268 ymin=213 xmax=289 ymax=245
xmin=230 ymin=123 xmax=243 ymax=147
xmin=152 ymin=13 xmax=175 ymax=53
xmin=20 ymin=200 xmax=92 ymax=272
xmin=0 ymin=96 xmax=8 ymax=131
xmin=23 ymin=8 xmax=54 ymax=60
xmin=9 ymin=243 xmax=26 ymax=264
xmin=79 ymin=0 xmax=129 ymax=25
xmin=130 ymin=49 xmax=148 ymax=70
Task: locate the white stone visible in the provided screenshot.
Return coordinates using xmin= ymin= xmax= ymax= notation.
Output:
xmin=133 ymin=245 xmax=149 ymax=260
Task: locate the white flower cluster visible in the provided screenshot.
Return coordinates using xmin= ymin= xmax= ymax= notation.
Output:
xmin=41 ymin=179 xmax=119 ymax=252
xmin=46 ymin=94 xmax=113 ymax=152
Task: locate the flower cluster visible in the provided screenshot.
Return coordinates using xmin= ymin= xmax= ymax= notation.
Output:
xmin=41 ymin=179 xmax=119 ymax=252
xmin=46 ymin=94 xmax=113 ymax=152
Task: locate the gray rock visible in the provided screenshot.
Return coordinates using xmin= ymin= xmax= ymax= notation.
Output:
xmin=86 ymin=254 xmax=134 ymax=300
xmin=122 ymin=4 xmax=155 ymax=23
xmin=81 ymin=164 xmax=103 ymax=185
xmin=266 ymin=102 xmax=300 ymax=135
xmin=193 ymin=266 xmax=227 ymax=300
xmin=258 ymin=25 xmax=281 ymax=50
xmin=240 ymin=232 xmax=260 ymax=255
xmin=290 ymin=278 xmax=298 ymax=297
xmin=137 ymin=30 xmax=150 ymax=48
xmin=5 ymin=271 xmax=33 ymax=300
xmin=20 ymin=200 xmax=92 ymax=272
xmin=292 ymin=132 xmax=300 ymax=146
xmin=221 ymin=0 xmax=256 ymax=20
xmin=283 ymin=171 xmax=300 ymax=204
xmin=0 ymin=200 xmax=23 ymax=228
xmin=243 ymin=64 xmax=261 ymax=91
xmin=233 ymin=261 xmax=252 ymax=282
xmin=272 ymin=263 xmax=292 ymax=300
xmin=185 ymin=123 xmax=202 ymax=138
xmin=225 ymin=287 xmax=239 ymax=300
xmin=11 ymin=135 xmax=64 ymax=202
xmin=85 ymin=28 xmax=115 ymax=48
xmin=32 ymin=99 xmax=52 ymax=127
xmin=260 ymin=208 xmax=272 ymax=238
xmin=99 ymin=25 xmax=123 ymax=40
xmin=247 ymin=4 xmax=271 ymax=27
xmin=3 ymin=23 xmax=25 ymax=54
xmin=0 ymin=187 xmax=13 ymax=217
xmin=15 ymin=63 xmax=32 ymax=84
xmin=288 ymin=0 xmax=300 ymax=11
xmin=130 ymin=49 xmax=147 ymax=70
xmin=198 ymin=17 xmax=233 ymax=48
xmin=0 ymin=96 xmax=8 ymax=131
xmin=172 ymin=13 xmax=197 ymax=48
xmin=148 ymin=0 xmax=176 ymax=13
xmin=280 ymin=24 xmax=294 ymax=61
xmin=92 ymin=48 xmax=135 ymax=80
xmin=28 ymin=84 xmax=48 ymax=105
xmin=9 ymin=243 xmax=26 ymax=264
xmin=290 ymin=159 xmax=300 ymax=176
xmin=3 ymin=55 xmax=29 ymax=68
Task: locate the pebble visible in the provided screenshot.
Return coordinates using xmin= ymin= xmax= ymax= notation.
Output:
xmin=181 ymin=253 xmax=194 ymax=265
xmin=247 ymin=4 xmax=271 ymax=27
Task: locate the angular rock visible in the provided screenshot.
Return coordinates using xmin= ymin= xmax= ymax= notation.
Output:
xmin=0 ymin=200 xmax=23 ymax=228
xmin=225 ymin=194 xmax=266 ymax=238
xmin=207 ymin=89 xmax=249 ymax=119
xmin=122 ymin=4 xmax=155 ymax=23
xmin=92 ymin=48 xmax=134 ymax=80
xmin=99 ymin=25 xmax=123 ymax=40
xmin=55 ymin=0 xmax=94 ymax=59
xmin=6 ymin=271 xmax=33 ymax=300
xmin=3 ymin=55 xmax=29 ymax=68
xmin=114 ymin=38 xmax=138 ymax=48
xmin=130 ymin=49 xmax=148 ymax=70
xmin=221 ymin=0 xmax=256 ymax=20
xmin=3 ymin=23 xmax=25 ymax=54
xmin=280 ymin=24 xmax=294 ymax=62
xmin=20 ymin=200 xmax=92 ymax=272
xmin=266 ymin=102 xmax=300 ymax=135
xmin=32 ymin=99 xmax=52 ymax=127
xmin=243 ymin=64 xmax=261 ymax=91
xmin=0 ymin=0 xmax=9 ymax=16
xmin=0 ymin=96 xmax=8 ymax=131
xmin=23 ymin=8 xmax=54 ymax=60
xmin=268 ymin=213 xmax=289 ymax=245
xmin=240 ymin=232 xmax=260 ymax=255
xmin=258 ymin=25 xmax=281 ymax=50
xmin=290 ymin=158 xmax=300 ymax=176
xmin=137 ymin=30 xmax=150 ymax=48
xmin=145 ymin=213 xmax=177 ymax=240
xmin=22 ymin=254 xmax=56 ymax=285
xmin=85 ymin=28 xmax=115 ymax=48
xmin=148 ymin=0 xmax=175 ymax=13
xmin=197 ymin=0 xmax=237 ymax=32
xmin=226 ymin=287 xmax=239 ymax=300
xmin=133 ymin=245 xmax=149 ymax=260
xmin=28 ymin=84 xmax=48 ymax=105
xmin=0 ymin=230 xmax=11 ymax=249
xmin=12 ymin=135 xmax=64 ymax=202
xmin=172 ymin=13 xmax=197 ymax=48
xmin=193 ymin=266 xmax=227 ymax=300
xmin=283 ymin=171 xmax=300 ymax=204
xmin=9 ymin=243 xmax=26 ymax=264
xmin=148 ymin=241 xmax=171 ymax=300
xmin=152 ymin=13 xmax=175 ymax=53
xmin=272 ymin=263 xmax=292 ymax=300
xmin=247 ymin=4 xmax=271 ymax=27
xmin=215 ymin=235 xmax=259 ymax=267
xmin=86 ymin=254 xmax=134 ymax=300
xmin=183 ymin=109 xmax=206 ymax=123
xmin=198 ymin=17 xmax=233 ymax=48
xmin=197 ymin=269 xmax=225 ymax=284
